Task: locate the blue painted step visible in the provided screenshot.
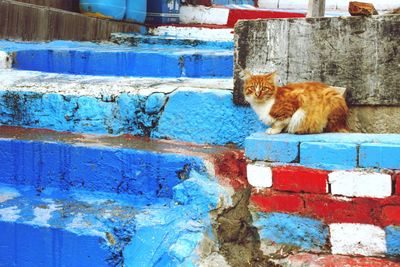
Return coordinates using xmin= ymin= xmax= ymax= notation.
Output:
xmin=111 ymin=33 xmax=234 ymax=49
xmin=0 ymin=40 xmax=233 ymax=78
xmin=245 ymin=132 xmax=400 ymax=170
xmin=0 ymin=69 xmax=265 ymax=147
xmin=0 ymin=135 xmax=229 ymax=266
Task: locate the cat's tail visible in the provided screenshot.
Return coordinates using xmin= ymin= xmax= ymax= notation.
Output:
xmin=325 ymin=97 xmax=349 ymax=133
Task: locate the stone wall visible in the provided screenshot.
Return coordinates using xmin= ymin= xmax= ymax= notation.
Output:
xmin=234 ymin=15 xmax=400 ymax=106
xmin=233 ymin=15 xmax=400 ymax=133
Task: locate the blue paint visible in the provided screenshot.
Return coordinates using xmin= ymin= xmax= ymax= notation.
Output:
xmin=213 ymin=0 xmax=255 ymax=5
xmin=253 ymin=212 xmax=329 ymax=251
xmin=246 ymin=132 xmax=400 ymax=145
xmin=154 ymin=90 xmax=266 ymax=146
xmin=245 ymin=137 xmax=299 ymax=162
xmin=0 ymin=139 xmax=204 ymax=198
xmin=111 ymin=33 xmax=234 ymax=49
xmin=125 ymin=0 xmax=147 ymax=24
xmin=245 ymin=132 xmax=400 ymax=170
xmin=145 ymin=93 xmax=167 ymax=114
xmin=0 ymin=221 xmax=110 ymax=267
xmin=359 ymin=143 xmax=400 ymax=169
xmin=0 ymin=167 xmax=227 ymax=266
xmin=1 ymin=40 xmax=233 ymax=78
xmin=300 ymin=142 xmax=358 ymax=170
xmin=0 ymin=89 xmax=265 ymax=146
xmin=386 ymin=226 xmax=400 ymax=256
xmin=79 ymin=0 xmax=126 ymax=20
xmin=146 ymin=0 xmax=180 ymax=24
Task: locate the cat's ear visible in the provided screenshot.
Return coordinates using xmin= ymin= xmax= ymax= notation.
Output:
xmin=240 ymin=69 xmax=252 ymax=80
xmin=267 ymin=71 xmax=278 ymax=84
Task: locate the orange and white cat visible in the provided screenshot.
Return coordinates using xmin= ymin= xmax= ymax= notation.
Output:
xmin=244 ymin=72 xmax=349 ymax=134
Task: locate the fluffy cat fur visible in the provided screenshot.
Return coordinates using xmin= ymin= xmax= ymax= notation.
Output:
xmin=243 ymin=72 xmax=349 ymax=134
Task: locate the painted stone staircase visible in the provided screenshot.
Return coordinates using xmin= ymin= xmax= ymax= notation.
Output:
xmin=1 ymin=28 xmax=400 ymax=267
xmin=245 ymin=132 xmax=400 ymax=263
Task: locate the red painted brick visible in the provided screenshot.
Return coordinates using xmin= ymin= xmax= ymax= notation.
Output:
xmin=272 ymin=166 xmax=329 ymax=194
xmin=284 ymin=252 xmax=400 ymax=267
xmin=213 ymin=150 xmax=248 ymax=190
xmin=395 ymin=172 xmax=400 ymax=195
xmin=251 ymin=189 xmax=304 ymax=213
xmin=381 ymin=206 xmax=400 ymax=226
xmin=304 ymin=194 xmax=380 ymax=225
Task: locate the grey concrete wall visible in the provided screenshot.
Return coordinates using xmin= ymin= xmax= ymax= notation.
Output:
xmin=233 ymin=15 xmax=400 ymax=106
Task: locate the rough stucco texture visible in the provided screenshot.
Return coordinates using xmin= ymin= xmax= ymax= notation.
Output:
xmin=233 ymin=15 xmax=400 ymax=106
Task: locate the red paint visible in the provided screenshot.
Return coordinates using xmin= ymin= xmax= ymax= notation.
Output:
xmin=251 ymin=189 xmax=304 ymax=213
xmin=381 ymin=206 xmax=400 ymax=226
xmin=227 ymin=9 xmax=305 ymax=27
xmin=272 ymin=166 xmax=329 ymax=194
xmin=213 ymin=150 xmax=248 ymax=190
xmin=285 ymin=252 xmax=400 ymax=267
xmin=395 ymin=172 xmax=400 ymax=195
xmin=304 ymin=194 xmax=380 ymax=225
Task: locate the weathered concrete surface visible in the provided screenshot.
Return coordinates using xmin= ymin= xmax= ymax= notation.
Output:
xmin=234 ymin=15 xmax=400 ymax=106
xmin=348 ymin=106 xmax=400 ymax=133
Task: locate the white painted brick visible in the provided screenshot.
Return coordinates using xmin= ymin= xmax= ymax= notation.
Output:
xmin=150 ymin=26 xmax=233 ymax=41
xmin=330 ymin=223 xmax=387 ymax=256
xmin=180 ymin=6 xmax=229 ymax=25
xmin=328 ymin=171 xmax=392 ymax=198
xmin=247 ymin=162 xmax=272 ymax=188
xmin=0 ymin=51 xmax=12 ymax=69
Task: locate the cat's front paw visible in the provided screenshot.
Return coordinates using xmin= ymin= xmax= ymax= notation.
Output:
xmin=266 ymin=127 xmax=282 ymax=135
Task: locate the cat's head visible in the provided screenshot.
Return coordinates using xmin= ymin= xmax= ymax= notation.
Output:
xmin=243 ymin=71 xmax=277 ymax=103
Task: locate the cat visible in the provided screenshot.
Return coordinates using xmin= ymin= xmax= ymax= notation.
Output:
xmin=243 ymin=71 xmax=349 ymax=135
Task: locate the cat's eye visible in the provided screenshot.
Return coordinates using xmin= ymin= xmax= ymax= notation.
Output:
xmin=246 ymin=86 xmax=255 ymax=93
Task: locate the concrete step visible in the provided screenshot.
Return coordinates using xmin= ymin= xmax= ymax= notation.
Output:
xmin=0 ymin=69 xmax=265 ymax=146
xmin=111 ymin=32 xmax=234 ymax=49
xmin=244 ymin=132 xmax=400 ymax=260
xmin=0 ymin=40 xmax=233 ymax=78
xmin=180 ymin=4 xmax=305 ymax=27
xmin=245 ymin=132 xmax=400 ymax=170
xmin=0 ymin=126 xmax=233 ymax=266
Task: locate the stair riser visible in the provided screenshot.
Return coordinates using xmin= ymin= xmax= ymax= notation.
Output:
xmin=13 ymin=50 xmax=233 ymax=78
xmin=0 ymin=139 xmax=203 ymax=197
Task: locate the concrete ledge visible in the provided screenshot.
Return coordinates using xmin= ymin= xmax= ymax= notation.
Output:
xmin=245 ymin=132 xmax=400 ymax=170
xmin=0 ymin=40 xmax=233 ymax=78
xmin=234 ymin=15 xmax=400 ymax=106
xmin=0 ymin=70 xmax=265 ymax=146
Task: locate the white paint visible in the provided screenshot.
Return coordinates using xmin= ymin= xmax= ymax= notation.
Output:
xmin=245 ymin=97 xmax=276 ymax=126
xmin=66 ymin=213 xmax=105 ymax=238
xmin=0 ymin=206 xmax=21 ymax=222
xmin=247 ymin=162 xmax=273 ymax=188
xmin=149 ymin=26 xmax=233 ymax=41
xmin=0 ymin=51 xmax=11 ymax=69
xmin=258 ymin=0 xmax=397 ymax=11
xmin=28 ymin=202 xmax=61 ymax=227
xmin=180 ymin=6 xmax=229 ymax=25
xmin=0 ymin=186 xmax=20 ymax=203
xmin=287 ymin=108 xmax=306 ymax=133
xmin=330 ymin=223 xmax=387 ymax=256
xmin=329 ymin=171 xmax=392 ymax=198
xmin=0 ymin=69 xmax=233 ymax=97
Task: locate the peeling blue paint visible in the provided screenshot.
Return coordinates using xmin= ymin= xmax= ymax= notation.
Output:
xmin=252 ymin=212 xmax=329 ymax=252
xmin=245 ymin=132 xmax=400 ymax=170
xmin=386 ymin=226 xmax=400 ymax=256
xmin=154 ymin=90 xmax=266 ymax=146
xmin=0 ymin=139 xmax=204 ymax=197
xmin=0 ymin=40 xmax=233 ymax=78
xmin=0 ymin=168 xmax=228 ymax=266
xmin=0 ymin=89 xmax=265 ymax=147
